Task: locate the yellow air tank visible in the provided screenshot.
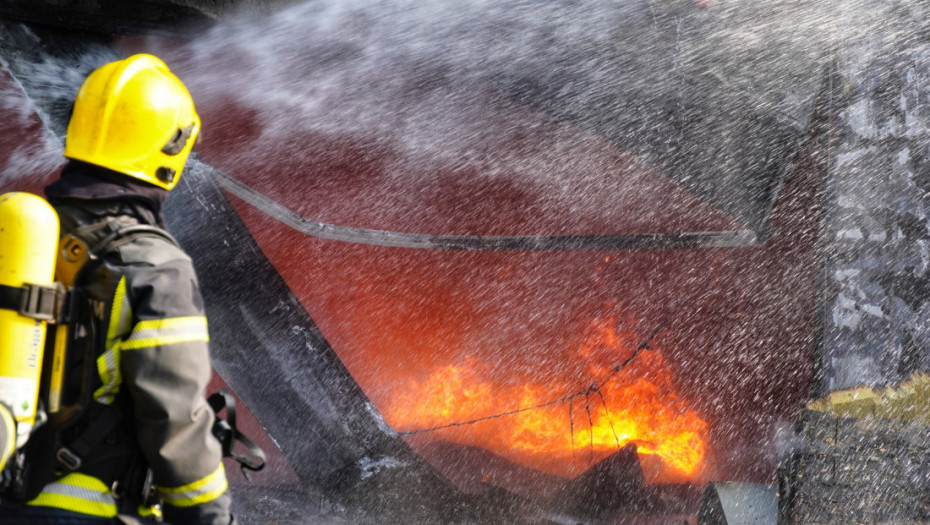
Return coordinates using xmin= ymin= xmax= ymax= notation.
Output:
xmin=0 ymin=192 xmax=59 ymax=470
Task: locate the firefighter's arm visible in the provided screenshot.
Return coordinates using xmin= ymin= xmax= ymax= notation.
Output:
xmin=119 ymin=247 xmax=233 ymax=525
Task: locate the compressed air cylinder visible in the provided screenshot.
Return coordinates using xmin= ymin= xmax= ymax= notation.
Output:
xmin=0 ymin=192 xmax=59 ymax=464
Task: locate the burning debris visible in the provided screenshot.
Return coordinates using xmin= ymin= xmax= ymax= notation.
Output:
xmin=550 ymin=443 xmax=645 ymax=518
xmin=416 ymin=440 xmax=569 ymax=500
xmin=416 ymin=438 xmax=705 ymax=524
xmin=388 ymin=313 xmax=708 ymax=484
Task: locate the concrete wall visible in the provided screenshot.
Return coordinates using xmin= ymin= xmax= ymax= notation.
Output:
xmin=818 ymin=2 xmax=930 ymax=394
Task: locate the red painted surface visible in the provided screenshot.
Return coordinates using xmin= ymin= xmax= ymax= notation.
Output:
xmin=187 ymin=78 xmax=819 ymax=482
xmin=117 ymin=30 xmax=820 ymax=481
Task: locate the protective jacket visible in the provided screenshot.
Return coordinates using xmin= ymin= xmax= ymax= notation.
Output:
xmin=1 ymin=161 xmax=233 ymax=524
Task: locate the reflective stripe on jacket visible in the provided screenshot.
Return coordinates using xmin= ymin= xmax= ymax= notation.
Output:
xmin=27 ymin=473 xmax=117 ymax=518
xmin=158 ymin=464 xmax=228 ymax=508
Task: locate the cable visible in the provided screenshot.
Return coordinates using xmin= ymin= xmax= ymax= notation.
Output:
xmin=396 ymin=392 xmax=577 ymax=436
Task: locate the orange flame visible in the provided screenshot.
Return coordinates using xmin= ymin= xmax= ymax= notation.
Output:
xmin=385 ymin=315 xmax=707 ymax=482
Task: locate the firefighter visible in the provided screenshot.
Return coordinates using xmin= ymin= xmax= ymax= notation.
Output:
xmin=0 ymin=54 xmax=234 ymax=525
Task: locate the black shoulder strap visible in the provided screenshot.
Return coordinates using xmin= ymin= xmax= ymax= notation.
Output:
xmin=0 ymin=220 xmax=172 ymax=320
xmin=57 ymin=220 xmax=180 ymax=289
xmin=90 ymin=221 xmax=180 ymax=256
xmin=208 ymin=389 xmax=266 ymax=480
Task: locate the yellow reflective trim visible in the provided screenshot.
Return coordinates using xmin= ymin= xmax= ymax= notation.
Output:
xmin=27 ymin=473 xmax=118 ymax=518
xmin=95 ymin=276 xmax=129 ymax=404
xmin=93 ymin=344 xmax=122 ymax=405
xmin=121 ymin=316 xmax=209 ymax=350
xmin=106 ymin=276 xmax=130 ymax=346
xmin=158 ymin=463 xmax=228 ymax=508
xmin=135 ymin=316 xmax=209 ymax=332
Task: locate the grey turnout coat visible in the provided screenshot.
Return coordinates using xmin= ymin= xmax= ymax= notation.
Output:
xmin=17 ymin=163 xmax=234 ymax=525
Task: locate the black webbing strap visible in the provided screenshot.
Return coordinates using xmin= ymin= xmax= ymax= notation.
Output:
xmin=0 ymin=282 xmax=59 ymax=321
xmin=0 ymin=284 xmax=21 ymax=312
xmin=56 ymin=404 xmax=124 ymax=472
xmin=207 ymin=389 xmax=266 ymax=480
xmin=91 ymin=222 xmax=180 ymax=255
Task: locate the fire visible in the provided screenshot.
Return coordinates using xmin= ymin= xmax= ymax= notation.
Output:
xmin=385 ymin=314 xmax=708 ymax=481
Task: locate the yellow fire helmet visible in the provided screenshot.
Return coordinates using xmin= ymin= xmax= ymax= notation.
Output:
xmin=64 ymin=54 xmax=201 ymax=191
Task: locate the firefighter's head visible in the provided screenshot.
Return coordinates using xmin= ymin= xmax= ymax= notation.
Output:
xmin=64 ymin=54 xmax=200 ymax=191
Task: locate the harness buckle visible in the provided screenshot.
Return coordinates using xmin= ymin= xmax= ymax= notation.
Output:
xmin=56 ymin=447 xmax=82 ymax=471
xmin=18 ymin=283 xmax=60 ymax=322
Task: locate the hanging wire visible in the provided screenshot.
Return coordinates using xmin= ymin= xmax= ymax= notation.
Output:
xmin=584 ymin=392 xmax=595 ymax=462
xmin=568 ymin=396 xmax=576 ymax=460
xmin=396 ymin=392 xmax=578 ymax=436
xmin=594 ymin=386 xmax=621 ymax=449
